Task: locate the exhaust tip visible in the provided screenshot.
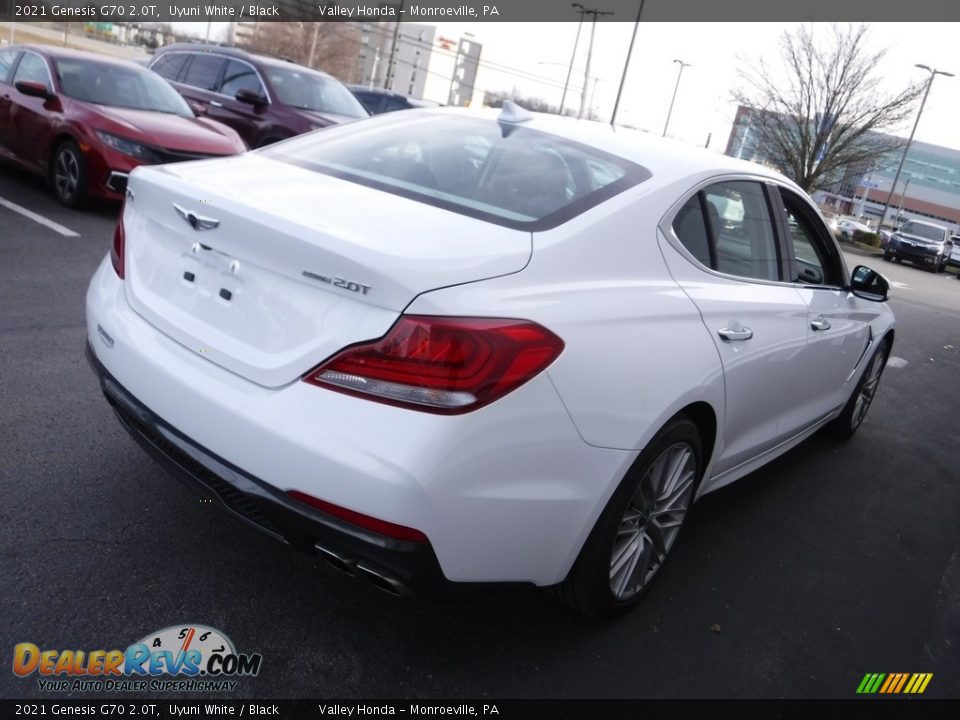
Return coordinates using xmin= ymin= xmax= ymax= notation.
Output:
xmin=356 ymin=561 xmax=407 ymax=597
xmin=314 ymin=543 xmax=356 ymax=577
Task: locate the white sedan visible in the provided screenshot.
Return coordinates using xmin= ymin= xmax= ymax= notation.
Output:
xmin=86 ymin=104 xmax=895 ymax=617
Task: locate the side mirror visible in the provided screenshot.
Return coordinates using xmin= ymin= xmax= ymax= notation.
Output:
xmin=15 ymin=81 xmax=53 ymax=100
xmin=235 ymin=88 xmax=266 ymax=106
xmin=849 ymin=265 xmax=890 ymax=302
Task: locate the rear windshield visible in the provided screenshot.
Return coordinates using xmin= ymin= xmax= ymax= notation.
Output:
xmin=259 ymin=113 xmax=649 ymax=230
xmin=900 ymin=221 xmax=945 ymax=241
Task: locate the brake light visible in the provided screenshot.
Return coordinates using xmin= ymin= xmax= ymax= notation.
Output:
xmin=110 ymin=203 xmax=125 ymax=279
xmin=303 ymin=316 xmax=564 ymax=413
xmin=287 ymin=490 xmax=428 ymax=543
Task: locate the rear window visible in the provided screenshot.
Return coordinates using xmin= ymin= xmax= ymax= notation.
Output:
xmin=259 ymin=114 xmax=648 ymax=230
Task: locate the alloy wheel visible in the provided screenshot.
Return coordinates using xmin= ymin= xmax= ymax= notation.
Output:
xmin=54 ymin=148 xmax=80 ymax=201
xmin=851 ymin=349 xmax=886 ymax=431
xmin=609 ymin=441 xmax=696 ymax=601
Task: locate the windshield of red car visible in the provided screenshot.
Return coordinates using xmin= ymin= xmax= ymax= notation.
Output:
xmin=54 ymin=58 xmax=193 ymax=118
xmin=262 ymin=66 xmax=368 ymax=118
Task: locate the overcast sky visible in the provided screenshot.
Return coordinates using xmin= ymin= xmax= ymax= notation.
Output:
xmin=177 ymin=22 xmax=960 ymax=154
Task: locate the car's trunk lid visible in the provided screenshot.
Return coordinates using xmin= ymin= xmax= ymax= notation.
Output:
xmin=122 ymin=155 xmax=531 ymax=388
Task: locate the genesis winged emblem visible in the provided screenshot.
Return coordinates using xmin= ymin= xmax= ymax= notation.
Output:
xmin=173 ymin=203 xmax=220 ymax=231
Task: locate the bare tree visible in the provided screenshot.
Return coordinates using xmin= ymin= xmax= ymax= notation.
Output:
xmin=237 ymin=23 xmax=360 ymax=82
xmin=734 ymin=24 xmax=924 ymax=192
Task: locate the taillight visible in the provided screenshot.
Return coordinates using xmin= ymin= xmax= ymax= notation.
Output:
xmin=110 ymin=202 xmax=125 ymax=279
xmin=287 ymin=490 xmax=428 ymax=543
xmin=303 ymin=316 xmax=564 ymax=413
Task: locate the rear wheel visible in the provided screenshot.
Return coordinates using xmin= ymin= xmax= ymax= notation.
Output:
xmin=826 ymin=338 xmax=890 ymax=441
xmin=52 ymin=140 xmax=87 ymax=208
xmin=883 ymin=251 xmax=892 ymax=261
xmin=552 ymin=416 xmax=702 ymax=618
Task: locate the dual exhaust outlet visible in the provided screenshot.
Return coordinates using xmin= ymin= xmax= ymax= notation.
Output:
xmin=314 ymin=542 xmax=409 ymax=597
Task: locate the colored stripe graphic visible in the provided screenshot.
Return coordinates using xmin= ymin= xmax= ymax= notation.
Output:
xmin=857 ymin=673 xmax=932 ymax=694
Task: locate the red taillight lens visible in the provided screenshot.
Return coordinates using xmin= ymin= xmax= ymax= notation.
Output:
xmin=303 ymin=316 xmax=564 ymax=413
xmin=287 ymin=490 xmax=429 ymax=543
xmin=110 ymin=204 xmax=125 ymax=279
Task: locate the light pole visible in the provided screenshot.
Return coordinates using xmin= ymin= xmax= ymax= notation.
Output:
xmin=894 ymin=177 xmax=912 ymax=226
xmin=662 ymin=59 xmax=691 ymax=137
xmin=878 ymin=64 xmax=953 ymax=228
xmin=578 ymin=6 xmax=613 ymax=119
xmin=561 ymin=4 xmax=586 ymax=116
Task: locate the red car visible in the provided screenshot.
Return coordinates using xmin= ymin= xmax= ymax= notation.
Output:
xmin=0 ymin=45 xmax=247 ymax=207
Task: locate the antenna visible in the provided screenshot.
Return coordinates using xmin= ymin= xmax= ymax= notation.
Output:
xmin=498 ymin=100 xmax=534 ymax=124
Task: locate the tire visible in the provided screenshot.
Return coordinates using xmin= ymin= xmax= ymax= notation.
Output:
xmin=883 ymin=252 xmax=892 ymax=262
xmin=51 ymin=140 xmax=87 ymax=208
xmin=825 ymin=337 xmax=891 ymax=441
xmin=936 ymin=259 xmax=946 ymax=273
xmin=551 ymin=416 xmax=703 ymax=618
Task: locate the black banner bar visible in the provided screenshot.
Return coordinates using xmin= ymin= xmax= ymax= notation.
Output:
xmin=7 ymin=0 xmax=960 ymax=23
xmin=3 ymin=699 xmax=960 ymax=719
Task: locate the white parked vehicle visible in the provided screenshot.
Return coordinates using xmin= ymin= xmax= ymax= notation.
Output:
xmin=836 ymin=217 xmax=873 ymax=238
xmin=86 ymin=104 xmax=896 ymax=617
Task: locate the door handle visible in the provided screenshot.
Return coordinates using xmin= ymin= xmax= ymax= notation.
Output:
xmin=209 ymin=100 xmax=223 ymax=108
xmin=717 ymin=326 xmax=753 ymax=341
xmin=811 ymin=316 xmax=831 ymax=331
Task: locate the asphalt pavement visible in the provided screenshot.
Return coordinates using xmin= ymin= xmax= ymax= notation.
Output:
xmin=2 ymin=164 xmax=959 ymax=700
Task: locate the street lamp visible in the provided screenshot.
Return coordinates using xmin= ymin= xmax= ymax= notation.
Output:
xmin=878 ymin=63 xmax=954 ymax=228
xmin=662 ymin=59 xmax=691 ymax=137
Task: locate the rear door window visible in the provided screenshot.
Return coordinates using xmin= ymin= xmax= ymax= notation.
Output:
xmin=181 ymin=53 xmax=224 ymax=91
xmin=150 ymin=53 xmax=189 ymax=82
xmin=672 ymin=181 xmax=781 ymax=282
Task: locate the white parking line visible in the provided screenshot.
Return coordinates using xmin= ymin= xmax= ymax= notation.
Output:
xmin=0 ymin=195 xmax=79 ymax=237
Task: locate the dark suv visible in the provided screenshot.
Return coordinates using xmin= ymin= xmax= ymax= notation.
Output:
xmin=883 ymin=219 xmax=954 ymax=273
xmin=347 ymin=85 xmax=441 ymax=115
xmin=148 ymin=44 xmax=368 ymax=148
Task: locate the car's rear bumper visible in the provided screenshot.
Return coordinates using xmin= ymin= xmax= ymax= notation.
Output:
xmin=86 ymin=340 xmax=515 ymax=598
xmin=85 ymin=257 xmax=633 ymax=589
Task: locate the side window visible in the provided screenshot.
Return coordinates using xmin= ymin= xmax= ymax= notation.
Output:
xmin=384 ymin=96 xmax=410 ymax=113
xmin=673 ymin=194 xmax=712 ymax=267
xmin=13 ymin=52 xmax=50 ymax=87
xmin=352 ymin=91 xmax=380 ymax=114
xmin=703 ymin=182 xmax=780 ymax=281
xmin=672 ymin=181 xmax=781 ymax=282
xmin=778 ymin=188 xmax=843 ymax=286
xmin=181 ymin=54 xmax=224 ymax=91
xmin=150 ymin=53 xmax=188 ymax=82
xmin=219 ymin=60 xmax=264 ymax=98
xmin=0 ymin=49 xmax=16 ymax=83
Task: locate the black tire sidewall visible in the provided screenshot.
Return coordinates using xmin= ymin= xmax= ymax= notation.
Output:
xmin=53 ymin=140 xmax=87 ymax=208
xmin=827 ymin=337 xmax=890 ymax=440
xmin=567 ymin=416 xmax=703 ymax=618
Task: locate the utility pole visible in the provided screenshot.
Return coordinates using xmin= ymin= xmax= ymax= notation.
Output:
xmin=611 ymin=0 xmax=644 ymax=127
xmin=578 ymin=6 xmax=612 ymax=120
xmin=384 ymin=0 xmax=405 ymax=91
xmin=878 ymin=63 xmax=953 ymax=228
xmin=894 ymin=177 xmax=912 ymax=226
xmin=561 ymin=4 xmax=586 ymax=116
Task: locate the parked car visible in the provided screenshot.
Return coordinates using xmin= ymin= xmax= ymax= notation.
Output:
xmin=148 ymin=44 xmax=368 ymax=148
xmin=0 ymin=45 xmax=247 ymax=207
xmin=86 ymin=105 xmax=895 ymax=617
xmin=883 ymin=219 xmax=953 ymax=272
xmin=835 ymin=217 xmax=873 ymax=239
xmin=948 ymin=235 xmax=960 ymax=273
xmin=347 ymin=85 xmax=442 ymax=115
